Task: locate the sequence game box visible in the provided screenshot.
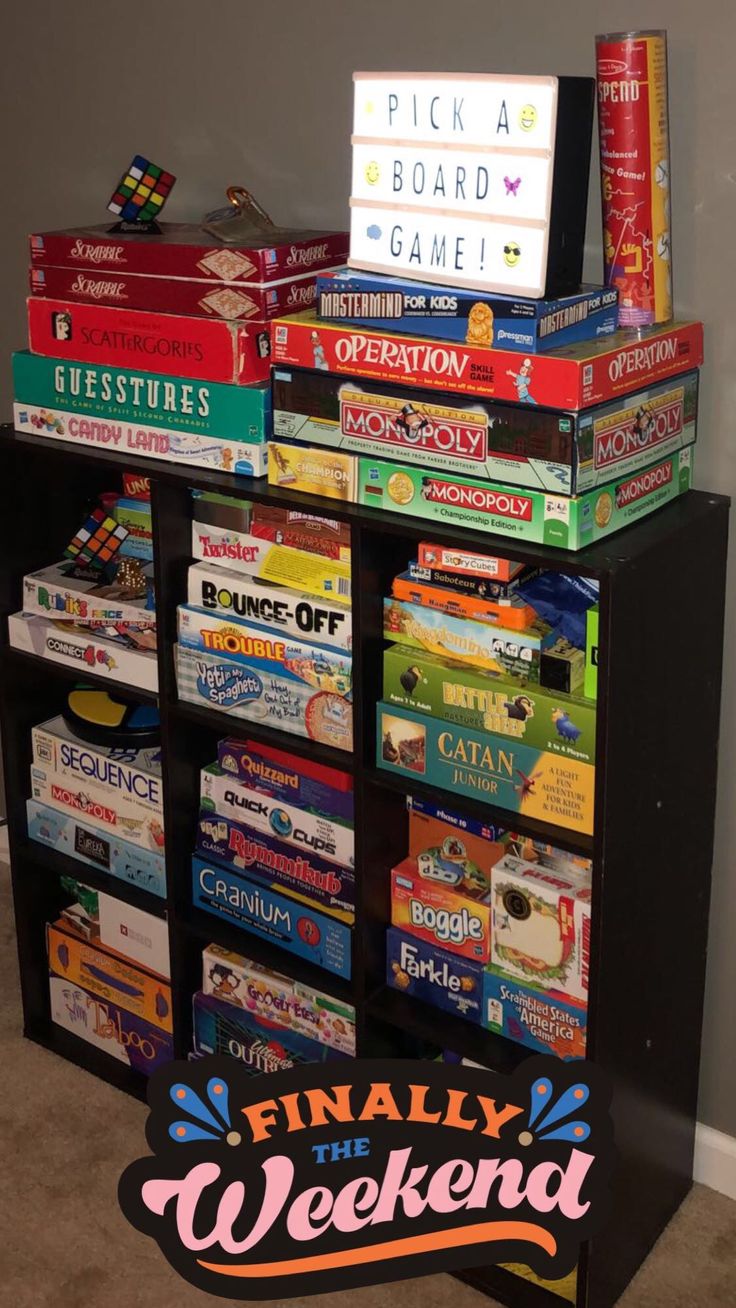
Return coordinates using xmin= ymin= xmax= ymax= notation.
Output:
xmin=31 ymin=715 xmax=162 ymax=814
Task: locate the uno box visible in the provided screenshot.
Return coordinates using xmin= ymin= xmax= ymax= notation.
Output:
xmin=317 ymin=271 xmax=618 ymax=353
xmin=391 ymin=858 xmax=491 ymax=963
xmin=30 ymin=224 xmax=349 ymax=284
xmin=201 ymin=941 xmax=356 ymax=1054
xmin=200 ymin=763 xmax=354 ymax=868
xmin=48 ymin=974 xmax=173 ymax=1076
xmin=22 ymin=560 xmax=156 ymax=629
xmin=96 ymin=890 xmax=170 ymax=978
xmin=406 ymin=793 xmax=507 ymax=844
xmin=385 ymin=927 xmax=484 ymax=1024
xmin=383 ymin=643 xmax=596 ymax=764
xmin=186 ymin=560 xmax=353 ymax=652
xmin=359 ymin=447 xmax=694 ymax=550
xmin=113 ymin=498 xmax=153 ymax=561
xmin=377 ymin=702 xmax=595 ymax=836
xmin=217 ymin=737 xmax=354 ymax=823
xmin=27 ymin=298 xmax=272 ymax=386
xmin=192 ymin=991 xmax=349 ymax=1071
xmin=47 ymin=919 xmax=172 ymax=1030
xmin=31 ymin=715 xmax=163 ymax=817
xmin=417 ymin=546 xmax=523 ymax=582
xmin=585 ymin=605 xmax=599 ymax=702
xmin=13 ymin=352 xmax=272 ymax=444
xmin=408 ymin=562 xmax=528 ymax=601
xmin=195 ymin=810 xmax=355 ymax=920
xmin=391 ymin=570 xmax=536 ymax=630
xmin=192 ymin=856 xmax=352 ymax=980
xmin=30 ymin=766 xmax=165 ymax=853
xmin=383 ymin=597 xmax=551 ymax=681
xmin=250 ymin=504 xmax=352 ymax=563
xmin=8 ymin=612 xmax=158 ymax=692
xmin=191 ymin=517 xmax=351 ymax=602
xmin=271 ymin=311 xmax=704 ymax=409
xmin=482 ymin=969 xmax=586 ymax=1060
xmin=491 ymin=853 xmax=591 ymax=1003
xmin=26 ymin=799 xmax=166 ymax=898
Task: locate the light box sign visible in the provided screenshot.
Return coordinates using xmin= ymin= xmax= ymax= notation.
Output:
xmin=349 ymin=72 xmax=595 ymax=299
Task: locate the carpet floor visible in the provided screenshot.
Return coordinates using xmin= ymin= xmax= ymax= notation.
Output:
xmin=2 ymin=862 xmax=734 ymax=1307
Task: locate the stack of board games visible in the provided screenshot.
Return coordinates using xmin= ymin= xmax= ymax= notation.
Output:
xmin=191 ymin=941 xmax=356 ymax=1071
xmin=385 ymin=797 xmax=590 ymax=1060
xmin=193 ymin=738 xmax=354 ymax=981
xmin=16 ymin=223 xmax=347 ymax=476
xmin=377 ymin=546 xmax=598 ymax=836
xmin=47 ymin=875 xmax=172 ymax=1075
xmin=177 ymin=493 xmax=353 ymax=749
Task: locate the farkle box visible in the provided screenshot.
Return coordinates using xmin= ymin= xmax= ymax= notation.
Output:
xmin=385 ymin=927 xmax=483 ymax=1023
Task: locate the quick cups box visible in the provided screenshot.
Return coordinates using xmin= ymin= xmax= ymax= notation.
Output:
xmin=191 ymin=519 xmax=351 ymax=601
xmin=491 ymin=854 xmax=591 ymax=1003
xmin=192 ymin=857 xmax=351 ymax=980
xmin=385 ymin=927 xmax=483 ymax=1023
xmin=27 ymin=799 xmax=166 ymax=898
xmin=49 ymin=974 xmax=173 ymax=1076
xmin=317 ymin=271 xmax=619 ymax=353
xmin=8 ymin=613 xmax=158 ymax=692
xmin=391 ymin=858 xmax=491 ymax=963
xmin=192 ymin=992 xmax=349 ymax=1070
xmin=217 ymin=737 xmax=354 ymax=824
xmin=383 ymin=597 xmax=551 ymax=681
xmin=377 ymin=702 xmax=595 ymax=835
xmin=22 ymin=561 xmax=156 ymax=630
xmin=482 ymin=970 xmax=586 ymax=1059
xmin=31 ymin=716 xmax=162 ymax=816
xmin=187 ymin=561 xmax=352 ymax=651
xmin=47 ymin=920 xmax=172 ymax=1030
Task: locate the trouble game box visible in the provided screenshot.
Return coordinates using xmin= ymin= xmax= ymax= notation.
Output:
xmin=27 ymin=799 xmax=166 ymax=898
xmin=187 ymin=561 xmax=353 ymax=651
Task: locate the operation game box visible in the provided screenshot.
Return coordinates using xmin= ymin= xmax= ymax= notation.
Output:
xmin=49 ymin=974 xmax=173 ymax=1075
xmin=192 ymin=991 xmax=349 ymax=1070
xmin=27 ymin=799 xmax=166 ymax=898
xmin=187 ymin=561 xmax=352 ymax=651
xmin=385 ymin=927 xmax=484 ymax=1023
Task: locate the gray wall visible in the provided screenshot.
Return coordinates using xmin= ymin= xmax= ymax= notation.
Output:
xmin=1 ymin=0 xmax=734 ymax=1133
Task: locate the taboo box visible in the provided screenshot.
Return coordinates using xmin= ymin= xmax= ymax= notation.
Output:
xmin=49 ymin=974 xmax=173 ymax=1075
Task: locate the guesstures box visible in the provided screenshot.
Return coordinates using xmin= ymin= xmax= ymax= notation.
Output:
xmin=27 ymin=298 xmax=272 ymax=385
xmin=27 ymin=799 xmax=166 ymax=898
xmin=47 ymin=920 xmax=172 ymax=1030
xmin=187 ymin=561 xmax=353 ymax=651
xmin=317 ymin=270 xmax=618 ymax=353
xmin=271 ymin=310 xmax=703 ymax=409
xmin=385 ymin=927 xmax=483 ymax=1023
xmin=192 ymin=991 xmax=350 ymax=1070
xmin=49 ymin=974 xmax=173 ymax=1075
xmin=216 ymin=736 xmax=355 ymax=823
xmin=8 ymin=613 xmax=158 ymax=692
xmin=192 ymin=856 xmax=351 ymax=980
xmin=482 ymin=970 xmax=586 ymax=1059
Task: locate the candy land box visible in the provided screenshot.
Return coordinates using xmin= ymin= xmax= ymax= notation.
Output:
xmin=192 ymin=991 xmax=350 ymax=1071
xmin=383 ymin=597 xmax=552 ymax=681
xmin=30 ymin=225 xmax=349 ymax=284
xmin=196 ymin=810 xmax=355 ymax=921
xmin=377 ymin=702 xmax=594 ymax=835
xmin=483 ymin=969 xmax=586 ymax=1060
xmin=383 ymin=643 xmax=596 ymax=764
xmin=216 ymin=737 xmax=354 ymax=823
xmin=491 ymin=853 xmax=591 ymax=1003
xmin=49 ymin=973 xmax=173 ymax=1075
xmin=31 ymin=715 xmax=163 ymax=815
xmin=316 ymin=271 xmax=619 ymax=354
xmin=8 ymin=612 xmax=158 ymax=692
xmin=202 ymin=941 xmax=356 ymax=1054
xmin=391 ymin=570 xmax=536 ymax=630
xmin=191 ymin=518 xmax=351 ymax=601
xmin=192 ymin=856 xmax=351 ymax=979
xmin=27 ymin=799 xmax=166 ymax=898
xmin=27 ymin=298 xmax=272 ymax=386
xmin=391 ymin=858 xmax=491 ymax=962
xmin=187 ymin=561 xmax=353 ymax=652
xmin=22 ymin=560 xmax=156 ymax=630
xmin=47 ymin=919 xmax=172 ymax=1030
xmin=13 ymin=352 xmax=271 ymax=444
xmin=385 ymin=927 xmax=483 ymax=1023
xmin=271 ymin=311 xmax=703 ymax=409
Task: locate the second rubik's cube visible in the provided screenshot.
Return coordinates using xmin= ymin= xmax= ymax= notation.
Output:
xmin=107 ymin=155 xmax=176 ymax=224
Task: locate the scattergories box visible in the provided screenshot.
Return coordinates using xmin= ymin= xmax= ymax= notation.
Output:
xmin=30 ymin=224 xmax=349 ymax=284
xmin=27 ymin=298 xmax=271 ymax=385
xmin=272 ymin=310 xmax=703 ymax=410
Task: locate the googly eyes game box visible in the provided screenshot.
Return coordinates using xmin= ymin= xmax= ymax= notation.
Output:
xmin=192 ymin=991 xmax=350 ymax=1071
xmin=385 ymin=927 xmax=484 ymax=1023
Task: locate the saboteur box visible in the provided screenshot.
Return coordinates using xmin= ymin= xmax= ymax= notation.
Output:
xmin=271 ymin=310 xmax=703 ymax=410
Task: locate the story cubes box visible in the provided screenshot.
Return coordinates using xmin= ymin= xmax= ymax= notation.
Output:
xmin=49 ymin=974 xmax=173 ymax=1075
xmin=317 ymin=271 xmax=619 ymax=353
xmin=383 ymin=643 xmax=596 ymax=765
xmin=386 ymin=927 xmax=483 ymax=1023
xmin=391 ymin=857 xmax=491 ymax=962
xmin=491 ymin=854 xmax=591 ymax=1003
xmin=192 ymin=991 xmax=350 ymax=1071
xmin=383 ymin=596 xmax=551 ymax=681
xmin=482 ymin=970 xmax=586 ymax=1059
xmin=377 ymin=702 xmax=594 ymax=835
xmin=27 ymin=799 xmax=166 ymax=899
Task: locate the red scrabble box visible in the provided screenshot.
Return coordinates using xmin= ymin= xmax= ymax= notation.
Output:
xmin=27 ymin=298 xmax=271 ymax=385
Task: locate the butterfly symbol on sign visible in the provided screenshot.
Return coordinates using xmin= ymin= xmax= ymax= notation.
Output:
xmin=504 ymin=176 xmax=522 ymax=196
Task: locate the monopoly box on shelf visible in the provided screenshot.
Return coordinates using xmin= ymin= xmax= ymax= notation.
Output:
xmin=27 ymin=799 xmax=166 ymax=898
xmin=8 ymin=612 xmax=158 ymax=692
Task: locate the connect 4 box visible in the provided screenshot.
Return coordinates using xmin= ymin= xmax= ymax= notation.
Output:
xmin=8 ymin=613 xmax=158 ymax=692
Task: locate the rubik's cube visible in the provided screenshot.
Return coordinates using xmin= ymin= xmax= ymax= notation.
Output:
xmin=64 ymin=508 xmax=129 ymax=570
xmin=107 ymin=155 xmax=176 ymax=224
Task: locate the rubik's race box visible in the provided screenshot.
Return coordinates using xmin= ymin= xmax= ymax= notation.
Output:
xmin=30 ymin=224 xmax=349 ymax=284
xmin=272 ymin=364 xmax=699 ymax=494
xmin=271 ymin=310 xmax=703 ymax=410
xmin=317 ymin=270 xmax=619 ymax=354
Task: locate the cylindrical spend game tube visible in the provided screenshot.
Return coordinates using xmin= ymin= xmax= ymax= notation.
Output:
xmin=596 ymin=30 xmax=673 ymax=327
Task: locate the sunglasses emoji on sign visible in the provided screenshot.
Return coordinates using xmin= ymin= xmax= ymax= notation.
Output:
xmin=503 ymin=241 xmax=521 ymax=268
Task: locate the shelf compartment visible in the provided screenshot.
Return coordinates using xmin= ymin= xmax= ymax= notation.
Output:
xmin=18 ymin=837 xmax=167 ymax=919
xmin=1 ymin=644 xmax=159 ymax=704
xmin=366 ymin=985 xmax=535 ymax=1075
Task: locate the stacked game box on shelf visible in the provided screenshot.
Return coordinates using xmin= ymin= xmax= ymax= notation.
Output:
xmin=377 ymin=546 xmax=599 ymax=835
xmin=192 ymin=941 xmax=355 ymax=1071
xmin=177 ymin=492 xmax=353 ymax=749
xmin=193 ymin=737 xmax=354 ymax=980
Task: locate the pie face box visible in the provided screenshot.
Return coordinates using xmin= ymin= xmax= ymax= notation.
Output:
xmin=192 ymin=856 xmax=352 ymax=979
xmin=391 ymin=858 xmax=491 ymax=962
xmin=191 ymin=518 xmax=352 ymax=602
xmin=196 ymin=810 xmax=355 ymax=921
xmin=202 ymin=941 xmax=356 ymax=1054
xmin=49 ymin=974 xmax=173 ymax=1075
xmin=482 ymin=969 xmax=586 ymax=1059
xmin=9 ymin=612 xmax=159 ymax=692
xmin=383 ymin=643 xmax=597 ymax=765
xmin=271 ymin=310 xmax=703 ymax=409
xmin=27 ymin=298 xmax=272 ymax=385
xmin=317 ymin=271 xmax=619 ymax=354
xmin=217 ymin=737 xmax=354 ymax=823
xmin=22 ymin=560 xmax=156 ymax=630
xmin=383 ymin=597 xmax=551 ymax=680
xmin=31 ymin=715 xmax=163 ymax=816
xmin=391 ymin=570 xmax=536 ymax=630
xmin=385 ymin=927 xmax=483 ymax=1023
xmin=13 ymin=351 xmax=271 ymax=444
xmin=200 ymin=763 xmax=354 ymax=867
xmin=491 ymin=853 xmax=591 ymax=1002
xmin=187 ymin=561 xmax=353 ymax=652
xmin=27 ymin=799 xmax=166 ymax=898
xmin=47 ymin=920 xmax=172 ymax=1030
xmin=377 ymin=702 xmax=595 ymax=835
xmin=30 ymin=224 xmax=349 ymax=284
xmin=192 ymin=991 xmax=350 ymax=1070
xmin=251 ymin=504 xmax=351 ymax=562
